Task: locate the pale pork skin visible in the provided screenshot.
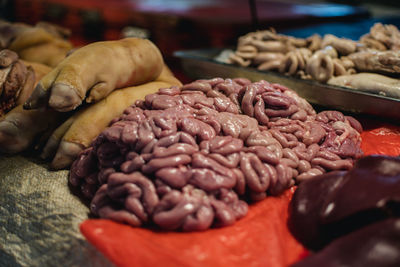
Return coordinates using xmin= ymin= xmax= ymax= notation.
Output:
xmin=70 ymin=78 xmax=363 ymax=231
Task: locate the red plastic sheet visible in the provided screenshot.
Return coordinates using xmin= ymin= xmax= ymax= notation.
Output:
xmin=360 ymin=122 xmax=400 ymax=156
xmin=80 ymin=120 xmax=400 ymax=267
xmin=81 ymin=188 xmax=305 ymax=267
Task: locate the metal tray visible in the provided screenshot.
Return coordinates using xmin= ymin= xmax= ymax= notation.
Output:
xmin=174 ymin=48 xmax=400 ymax=120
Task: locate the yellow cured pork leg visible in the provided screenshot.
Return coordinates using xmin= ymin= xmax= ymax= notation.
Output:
xmin=50 ymin=70 xmax=181 ymax=169
xmin=24 ymin=38 xmax=164 ymax=112
xmin=156 ymin=64 xmax=183 ymax=85
xmin=0 ymin=105 xmax=61 ymax=154
xmin=42 ymin=65 xmax=179 ymax=163
xmin=50 ymin=81 xmax=179 ymax=169
xmin=8 ymin=27 xmax=73 ymax=67
xmin=9 ymin=27 xmax=63 ymax=52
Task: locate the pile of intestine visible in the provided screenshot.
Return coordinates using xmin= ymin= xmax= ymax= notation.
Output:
xmin=227 ymin=23 xmax=400 ymax=81
xmin=69 ymin=78 xmax=363 ymax=231
xmin=226 ymin=23 xmax=400 ymax=99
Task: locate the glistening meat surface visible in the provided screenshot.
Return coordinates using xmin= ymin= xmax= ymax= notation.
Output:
xmin=70 ymin=78 xmax=362 ymax=231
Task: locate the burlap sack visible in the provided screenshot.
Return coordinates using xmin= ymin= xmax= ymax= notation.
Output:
xmin=0 ymin=154 xmax=113 ymax=267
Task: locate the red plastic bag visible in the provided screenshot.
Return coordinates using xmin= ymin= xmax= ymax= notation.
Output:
xmin=81 ymin=188 xmax=305 ymax=267
xmin=80 ymin=119 xmax=400 ymax=267
xmin=361 ymin=121 xmax=400 ymax=156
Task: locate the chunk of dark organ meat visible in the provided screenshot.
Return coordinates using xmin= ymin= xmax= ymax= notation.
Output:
xmin=328 ymin=73 xmax=400 ymax=98
xmin=348 ymin=50 xmax=400 ymax=75
xmin=288 ymin=170 xmax=347 ymax=250
xmin=321 ymin=155 xmax=400 ymax=227
xmin=292 ymin=218 xmax=400 ymax=267
xmin=289 ymin=155 xmax=400 ymax=251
